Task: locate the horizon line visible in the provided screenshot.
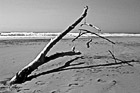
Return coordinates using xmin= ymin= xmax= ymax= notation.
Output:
xmin=0 ymin=31 xmax=140 ymax=34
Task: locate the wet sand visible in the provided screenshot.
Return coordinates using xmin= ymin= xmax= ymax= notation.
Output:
xmin=0 ymin=37 xmax=140 ymax=93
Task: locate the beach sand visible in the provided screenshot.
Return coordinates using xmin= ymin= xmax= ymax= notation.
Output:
xmin=1 ymin=37 xmax=140 ymax=93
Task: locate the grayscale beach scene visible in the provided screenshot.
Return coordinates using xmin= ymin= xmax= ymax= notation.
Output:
xmin=0 ymin=0 xmax=140 ymax=93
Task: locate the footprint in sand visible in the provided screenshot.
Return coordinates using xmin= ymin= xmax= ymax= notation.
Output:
xmin=50 ymin=89 xmax=60 ymax=93
xmin=99 ymin=80 xmax=117 ymax=93
xmin=97 ymin=78 xmax=107 ymax=83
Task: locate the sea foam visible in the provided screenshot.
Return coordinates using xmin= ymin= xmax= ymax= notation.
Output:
xmin=0 ymin=32 xmax=140 ymax=40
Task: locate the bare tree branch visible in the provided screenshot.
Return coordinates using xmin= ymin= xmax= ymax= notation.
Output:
xmin=79 ymin=29 xmax=115 ymax=44
xmin=62 ymin=59 xmax=138 ymax=70
xmin=86 ymin=39 xmax=92 ymax=48
xmin=80 ymin=18 xmax=101 ymax=32
xmin=108 ymin=50 xmax=117 ymax=63
xmin=45 ymin=51 xmax=81 ymax=62
xmin=72 ymin=31 xmax=86 ymax=42
xmin=72 ymin=29 xmax=115 ymax=45
xmin=23 ymin=57 xmax=84 ymax=82
xmin=108 ymin=50 xmax=133 ymax=66
xmin=9 ymin=6 xmax=88 ymax=85
xmin=41 ymin=6 xmax=88 ymax=56
xmin=71 ymin=46 xmax=76 ymax=51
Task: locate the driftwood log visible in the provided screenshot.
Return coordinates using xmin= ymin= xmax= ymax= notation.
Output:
xmin=9 ymin=6 xmax=88 ymax=85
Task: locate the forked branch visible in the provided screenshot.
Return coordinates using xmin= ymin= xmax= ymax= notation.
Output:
xmin=72 ymin=29 xmax=115 ymax=45
xmin=108 ymin=50 xmax=117 ymax=63
xmin=79 ymin=29 xmax=115 ymax=44
xmin=9 ymin=6 xmax=88 ymax=85
xmin=80 ymin=18 xmax=101 ymax=32
xmin=108 ymin=50 xmax=133 ymax=66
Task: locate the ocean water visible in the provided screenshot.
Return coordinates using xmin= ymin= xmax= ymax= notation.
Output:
xmin=0 ymin=32 xmax=140 ymax=40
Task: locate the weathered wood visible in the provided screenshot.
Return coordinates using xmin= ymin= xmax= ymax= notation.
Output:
xmin=9 ymin=6 xmax=88 ymax=85
xmin=79 ymin=29 xmax=115 ymax=44
xmin=86 ymin=39 xmax=92 ymax=48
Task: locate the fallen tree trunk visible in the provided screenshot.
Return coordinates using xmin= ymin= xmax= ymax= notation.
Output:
xmin=9 ymin=6 xmax=88 ymax=85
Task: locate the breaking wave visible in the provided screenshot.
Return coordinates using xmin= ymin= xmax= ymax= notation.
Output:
xmin=0 ymin=32 xmax=140 ymax=40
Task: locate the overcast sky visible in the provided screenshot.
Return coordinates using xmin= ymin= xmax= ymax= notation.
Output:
xmin=0 ymin=0 xmax=140 ymax=33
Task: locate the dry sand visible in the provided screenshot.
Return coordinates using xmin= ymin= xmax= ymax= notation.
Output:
xmin=0 ymin=37 xmax=140 ymax=93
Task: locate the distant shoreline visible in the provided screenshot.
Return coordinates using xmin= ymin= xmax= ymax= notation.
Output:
xmin=0 ymin=32 xmax=140 ymax=40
